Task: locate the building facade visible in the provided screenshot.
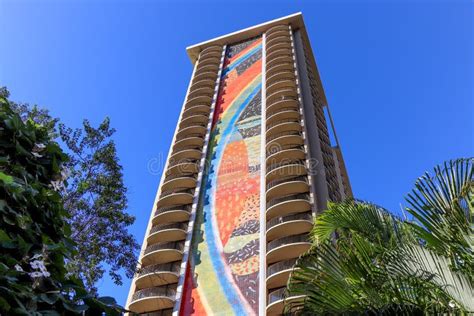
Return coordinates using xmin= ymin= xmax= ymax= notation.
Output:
xmin=126 ymin=13 xmax=352 ymax=316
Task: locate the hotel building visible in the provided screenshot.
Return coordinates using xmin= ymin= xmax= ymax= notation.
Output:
xmin=126 ymin=12 xmax=352 ymax=316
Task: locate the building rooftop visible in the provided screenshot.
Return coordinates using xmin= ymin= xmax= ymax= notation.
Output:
xmin=186 ymin=12 xmax=306 ymax=64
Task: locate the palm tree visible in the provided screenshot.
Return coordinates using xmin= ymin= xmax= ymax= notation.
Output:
xmin=285 ymin=158 xmax=474 ymax=315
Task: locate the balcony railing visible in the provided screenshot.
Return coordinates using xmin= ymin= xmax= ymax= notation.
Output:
xmin=131 ymin=284 xmax=177 ymax=302
xmin=266 ymin=130 xmax=302 ymax=142
xmin=137 ymin=261 xmax=181 ymax=278
xmin=266 ymin=35 xmax=291 ymax=51
xmin=149 ymin=222 xmax=188 ymax=235
xmin=266 ymin=175 xmax=307 ymax=190
xmin=154 ymin=205 xmax=191 ymax=217
xmin=266 ymin=97 xmax=298 ymax=112
xmin=266 ymin=212 xmax=312 ymax=231
xmin=266 ymin=90 xmax=298 ymax=104
xmin=266 ymin=118 xmax=300 ymax=131
xmin=164 ymin=173 xmax=197 ymax=183
xmin=267 ymin=193 xmax=310 ymax=209
xmin=160 ymin=188 xmax=194 ymax=198
xmin=144 ymin=241 xmax=184 ymax=255
xmin=267 ymin=287 xmax=286 ymax=305
xmin=266 ymin=159 xmax=305 ymax=173
xmin=266 ymin=144 xmax=304 ymax=157
xmin=167 ymin=158 xmax=198 ymax=169
xmin=266 ymin=107 xmax=299 ymax=120
xmin=266 ymin=60 xmax=294 ymax=75
xmin=266 ymin=68 xmax=295 ymax=82
xmin=267 ymin=234 xmax=309 ymax=253
xmin=267 ymin=258 xmax=298 ymax=278
xmin=175 ymin=132 xmax=205 ymax=142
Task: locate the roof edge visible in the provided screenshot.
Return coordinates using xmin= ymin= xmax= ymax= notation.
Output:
xmin=186 ymin=12 xmax=304 ymax=64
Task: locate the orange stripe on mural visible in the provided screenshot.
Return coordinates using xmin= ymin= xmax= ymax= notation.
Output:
xmin=215 ymin=59 xmax=262 ymax=120
xmin=227 ymin=38 xmax=262 ymax=65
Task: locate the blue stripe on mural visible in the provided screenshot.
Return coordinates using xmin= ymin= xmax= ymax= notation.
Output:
xmin=222 ymin=43 xmax=262 ymax=76
xmin=203 ymin=81 xmax=262 ymax=315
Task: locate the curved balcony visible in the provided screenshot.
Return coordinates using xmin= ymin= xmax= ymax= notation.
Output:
xmin=266 ymin=233 xmax=311 ymax=264
xmin=265 ymin=26 xmax=290 ymax=41
xmin=266 ymin=287 xmax=304 ymax=316
xmin=266 ymin=40 xmax=291 ymax=53
xmin=265 ymin=24 xmax=290 ymax=36
xmin=266 ymin=61 xmax=294 ymax=79
xmin=266 ymin=108 xmax=299 ymax=126
xmin=266 ymin=48 xmax=293 ymax=64
xmin=199 ymin=48 xmax=221 ymax=61
xmin=266 ymin=212 xmax=313 ymax=241
xmin=266 ymin=54 xmax=294 ymax=70
xmin=266 ymin=115 xmax=299 ymax=129
xmin=266 ymin=24 xmax=288 ymax=35
xmin=192 ymin=70 xmax=217 ymax=83
xmin=129 ymin=285 xmax=177 ymax=314
xmin=173 ymin=136 xmax=204 ymax=151
xmin=184 ymin=95 xmax=212 ymax=109
xmin=169 ymin=148 xmax=201 ymax=162
xmin=189 ymin=78 xmax=215 ymax=91
xmin=182 ymin=104 xmax=210 ymax=119
xmin=266 ymin=30 xmax=290 ymax=46
xmin=266 ymin=79 xmax=297 ymax=96
xmin=197 ymin=56 xmax=220 ymax=69
xmin=141 ymin=241 xmax=184 ymax=266
xmin=135 ymin=261 xmax=181 ymax=289
xmin=161 ymin=173 xmax=197 ymax=192
xmin=147 ymin=222 xmax=188 ymax=244
xmin=266 ymin=37 xmax=292 ymax=55
xmin=156 ymin=188 xmax=194 ymax=208
xmin=179 ymin=114 xmax=208 ymax=129
xmin=266 ymin=98 xmax=298 ymax=117
xmin=200 ymin=45 xmax=222 ymax=56
xmin=266 ymin=174 xmax=308 ymax=201
xmin=194 ymin=58 xmax=220 ymax=75
xmin=266 ymin=158 xmax=304 ymax=173
xmin=166 ymin=160 xmax=199 ymax=176
xmin=266 ymin=147 xmax=305 ymax=167
xmin=266 ymin=193 xmax=311 ymax=221
xmin=187 ymin=87 xmax=214 ymax=100
xmin=266 ymin=70 xmax=295 ymax=87
xmin=266 ymin=121 xmax=301 ymax=140
xmin=266 ymin=159 xmax=306 ymax=183
xmin=266 ymin=258 xmax=298 ymax=290
xmin=194 ymin=67 xmax=218 ymax=79
xmin=266 ymin=88 xmax=298 ymax=105
xmin=152 ymin=205 xmax=191 ymax=225
xmin=175 ymin=125 xmax=206 ymax=141
xmin=266 ymin=131 xmax=303 ymax=150
xmin=266 ymin=141 xmax=302 ymax=157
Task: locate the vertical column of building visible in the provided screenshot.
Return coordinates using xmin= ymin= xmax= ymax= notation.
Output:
xmin=293 ymin=31 xmax=352 ymax=202
xmin=127 ymin=45 xmax=223 ymax=315
xmin=173 ymin=44 xmax=226 ymax=315
xmin=263 ymin=24 xmax=314 ymax=316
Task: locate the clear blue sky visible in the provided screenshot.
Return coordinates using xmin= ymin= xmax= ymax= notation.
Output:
xmin=1 ymin=0 xmax=472 ymax=306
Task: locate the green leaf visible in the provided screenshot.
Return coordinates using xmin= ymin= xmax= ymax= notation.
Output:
xmin=0 ymin=171 xmax=13 ymax=184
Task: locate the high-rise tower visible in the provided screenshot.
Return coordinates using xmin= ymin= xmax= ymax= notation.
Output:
xmin=126 ymin=13 xmax=351 ymax=316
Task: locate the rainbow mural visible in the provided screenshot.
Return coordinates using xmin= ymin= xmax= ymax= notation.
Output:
xmin=181 ymin=37 xmax=263 ymax=315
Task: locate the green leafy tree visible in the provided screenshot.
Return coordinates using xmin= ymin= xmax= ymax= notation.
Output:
xmin=0 ymin=94 xmax=122 ymax=314
xmin=286 ymin=158 xmax=474 ymax=315
xmin=59 ymin=119 xmax=139 ymax=291
xmin=1 ymin=87 xmax=139 ymax=292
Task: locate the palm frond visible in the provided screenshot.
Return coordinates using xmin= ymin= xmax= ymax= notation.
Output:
xmin=406 ymin=158 xmax=474 ymax=276
xmin=286 ymin=199 xmax=474 ymax=314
